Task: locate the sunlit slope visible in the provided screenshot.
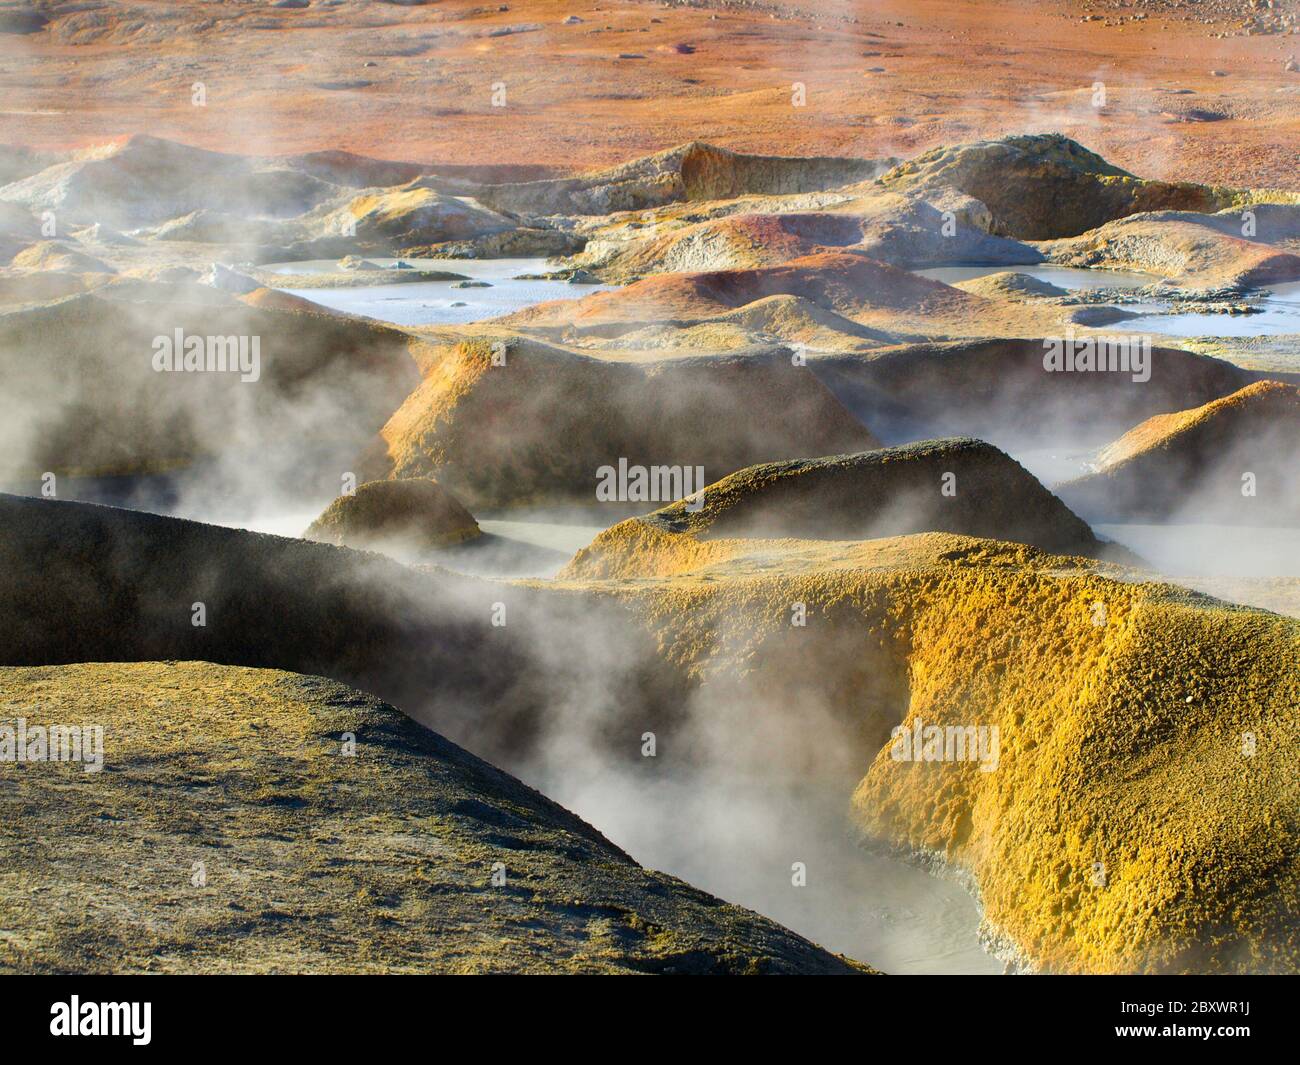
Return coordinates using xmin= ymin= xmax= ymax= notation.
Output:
xmin=1059 ymin=380 xmax=1300 ymax=523
xmin=561 ymin=526 xmax=1300 ymax=973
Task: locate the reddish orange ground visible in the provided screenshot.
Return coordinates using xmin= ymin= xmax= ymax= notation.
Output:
xmin=0 ymin=0 xmax=1296 ymax=187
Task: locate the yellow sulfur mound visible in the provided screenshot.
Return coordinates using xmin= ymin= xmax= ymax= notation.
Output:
xmin=1059 ymin=380 xmax=1300 ymax=523
xmin=560 ymin=523 xmax=1300 ymax=973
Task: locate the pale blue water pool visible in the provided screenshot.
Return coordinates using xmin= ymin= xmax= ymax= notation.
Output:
xmin=917 ymin=267 xmax=1300 ymax=339
xmin=267 ymin=257 xmax=612 ymax=326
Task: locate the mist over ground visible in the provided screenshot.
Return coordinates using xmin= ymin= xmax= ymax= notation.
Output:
xmin=1 ymin=0 xmax=1297 ymax=979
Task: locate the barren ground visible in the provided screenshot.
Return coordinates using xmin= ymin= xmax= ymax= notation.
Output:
xmin=1 ymin=0 xmax=1297 ymax=187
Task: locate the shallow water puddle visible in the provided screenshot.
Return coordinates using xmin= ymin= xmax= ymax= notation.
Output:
xmin=917 ymin=266 xmax=1300 ymax=340
xmin=1126 ymin=281 xmax=1300 ymax=338
xmin=267 ymin=256 xmax=613 ymax=326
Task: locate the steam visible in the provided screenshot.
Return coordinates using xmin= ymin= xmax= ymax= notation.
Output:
xmin=0 ymin=1 xmax=1294 ymax=979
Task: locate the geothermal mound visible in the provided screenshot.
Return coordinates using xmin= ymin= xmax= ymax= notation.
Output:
xmin=810 ymin=337 xmax=1267 ymax=446
xmin=580 ymin=194 xmax=1041 ymax=282
xmin=304 ymin=478 xmax=480 ymax=553
xmin=476 ymin=141 xmax=889 ymax=217
xmin=0 ymin=134 xmax=530 ymax=261
xmin=953 ymin=272 xmax=1068 ymax=300
xmin=0 ymin=134 xmax=336 ymax=229
xmin=559 ymin=525 xmax=1300 ymax=974
xmin=511 ymin=252 xmax=977 ymax=330
xmin=1044 ymin=211 xmax=1300 ymax=289
xmin=359 ymin=335 xmax=879 ymax=506
xmin=1059 ymin=380 xmax=1300 ymax=523
xmin=610 ymin=439 xmax=1104 ymax=558
xmin=878 ymin=133 xmax=1293 ymax=240
xmin=0 ymin=493 xmax=686 ymax=762
xmin=311 ymin=182 xmax=514 ymax=252
xmin=0 ymin=660 xmax=868 ymax=974
xmin=582 ymin=201 xmax=1016 ymax=276
xmin=0 ymin=284 xmax=418 ymax=478
xmin=594 ymin=212 xmax=870 ymax=280
xmin=8 ymin=240 xmax=116 ymax=274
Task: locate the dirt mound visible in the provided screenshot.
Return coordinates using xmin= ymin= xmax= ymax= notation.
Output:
xmin=511 ymin=252 xmax=977 ymax=330
xmin=879 ymin=133 xmax=1296 ymax=240
xmin=567 ymin=292 xmax=904 ymax=357
xmin=134 ymin=181 xmax=517 ymax=259
xmin=849 ymin=191 xmax=1045 ymax=268
xmin=581 ymin=196 xmax=1040 ymax=281
xmin=308 ymin=183 xmax=515 ymax=252
xmin=589 ymin=439 xmax=1104 ymax=559
xmin=0 ymin=270 xmax=103 ymax=308
xmin=710 ymin=294 xmax=897 ymax=347
xmin=0 ymin=134 xmax=338 ymax=229
xmin=679 ymin=142 xmax=890 ymax=201
xmin=0 ymin=284 xmax=418 ymax=478
xmin=0 ymin=492 xmax=687 ymax=762
xmin=360 ymin=335 xmax=879 ymax=507
xmin=0 ymin=135 xmax=531 ymax=259
xmin=599 ymin=212 xmax=868 ymax=279
xmin=557 ymin=524 xmax=1300 ymax=973
xmin=476 ymin=141 xmax=889 ymax=217
xmin=0 ymin=660 xmax=868 ymax=974
xmin=953 ymin=271 xmax=1068 ymax=299
xmin=1059 ymin=380 xmax=1300 ymax=523
xmin=810 ymin=337 xmax=1265 ymax=447
xmin=1044 ymin=212 xmax=1300 ymax=289
xmin=146 ymin=209 xmax=290 ymax=246
xmin=7 ymin=240 xmax=116 ymax=274
xmin=304 ymin=478 xmax=480 ymax=554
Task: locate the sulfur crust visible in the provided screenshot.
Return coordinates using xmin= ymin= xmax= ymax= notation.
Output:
xmin=559 ymin=522 xmax=1300 ymax=973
